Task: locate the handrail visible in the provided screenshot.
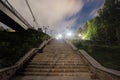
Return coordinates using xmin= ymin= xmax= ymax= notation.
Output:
xmin=66 ymin=40 xmax=120 ymax=80
xmin=15 ymin=48 xmax=37 ymax=66
xmin=79 ymin=50 xmax=120 ymax=77
xmin=0 ymin=38 xmax=52 ymax=80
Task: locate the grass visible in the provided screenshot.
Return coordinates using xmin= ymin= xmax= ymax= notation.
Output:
xmin=0 ymin=31 xmax=50 ymax=69
xmin=72 ymin=39 xmax=120 ymax=71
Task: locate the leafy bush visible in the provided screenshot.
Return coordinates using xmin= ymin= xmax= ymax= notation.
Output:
xmin=72 ymin=39 xmax=120 ymax=70
xmin=0 ymin=31 xmax=50 ymax=68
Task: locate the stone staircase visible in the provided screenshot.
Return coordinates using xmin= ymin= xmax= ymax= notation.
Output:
xmin=11 ymin=40 xmax=99 ymax=80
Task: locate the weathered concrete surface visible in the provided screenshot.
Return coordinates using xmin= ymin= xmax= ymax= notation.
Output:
xmin=11 ymin=40 xmax=98 ymax=80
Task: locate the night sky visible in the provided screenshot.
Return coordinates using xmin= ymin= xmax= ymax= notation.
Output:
xmin=1 ymin=0 xmax=105 ymax=34
xmin=70 ymin=0 xmax=105 ymax=31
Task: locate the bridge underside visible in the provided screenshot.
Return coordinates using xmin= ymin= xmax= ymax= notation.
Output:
xmin=0 ymin=1 xmax=32 ymax=32
xmin=0 ymin=10 xmax=26 ymax=32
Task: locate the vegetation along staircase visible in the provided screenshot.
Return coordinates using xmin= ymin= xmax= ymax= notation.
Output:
xmin=11 ymin=40 xmax=99 ymax=80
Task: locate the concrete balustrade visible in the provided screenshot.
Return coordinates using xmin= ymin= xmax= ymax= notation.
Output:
xmin=79 ymin=50 xmax=120 ymax=80
xmin=0 ymin=38 xmax=52 ymax=80
xmin=67 ymin=40 xmax=120 ymax=80
xmin=0 ymin=65 xmax=17 ymax=80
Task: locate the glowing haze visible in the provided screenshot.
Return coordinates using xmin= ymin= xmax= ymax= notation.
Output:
xmin=8 ymin=0 xmax=104 ymax=34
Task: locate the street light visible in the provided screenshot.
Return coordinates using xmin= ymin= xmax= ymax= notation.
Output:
xmin=78 ymin=33 xmax=82 ymax=37
xmin=66 ymin=32 xmax=72 ymax=37
xmin=55 ymin=34 xmax=63 ymax=40
xmin=82 ymin=36 xmax=85 ymax=40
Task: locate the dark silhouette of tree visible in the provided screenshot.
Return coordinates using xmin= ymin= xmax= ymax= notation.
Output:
xmin=83 ymin=0 xmax=120 ymax=44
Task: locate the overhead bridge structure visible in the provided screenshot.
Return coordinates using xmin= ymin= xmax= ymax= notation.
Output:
xmin=0 ymin=1 xmax=32 ymax=32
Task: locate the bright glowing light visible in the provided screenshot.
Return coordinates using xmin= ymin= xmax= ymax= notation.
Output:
xmin=66 ymin=32 xmax=73 ymax=37
xmin=55 ymin=34 xmax=63 ymax=39
xmin=82 ymin=36 xmax=85 ymax=39
xmin=65 ymin=31 xmax=74 ymax=39
xmin=78 ymin=33 xmax=82 ymax=37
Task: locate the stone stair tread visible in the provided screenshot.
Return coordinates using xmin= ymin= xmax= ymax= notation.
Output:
xmin=12 ymin=76 xmax=99 ymax=80
xmin=31 ymin=59 xmax=83 ymax=61
xmin=31 ymin=59 xmax=84 ymax=61
xmin=27 ymin=64 xmax=87 ymax=67
xmin=19 ymin=72 xmax=92 ymax=76
xmin=25 ymin=66 xmax=88 ymax=69
xmin=23 ymin=68 xmax=89 ymax=72
xmin=31 ymin=61 xmax=84 ymax=63
xmin=28 ymin=63 xmax=86 ymax=65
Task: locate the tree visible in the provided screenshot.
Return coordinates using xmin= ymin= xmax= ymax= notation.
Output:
xmin=84 ymin=0 xmax=120 ymax=44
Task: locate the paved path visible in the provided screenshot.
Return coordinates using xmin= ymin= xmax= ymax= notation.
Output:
xmin=11 ymin=40 xmax=98 ymax=80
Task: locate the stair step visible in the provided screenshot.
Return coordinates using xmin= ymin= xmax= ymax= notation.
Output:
xmin=32 ymin=59 xmax=85 ymax=62
xmin=25 ymin=65 xmax=88 ymax=69
xmin=11 ymin=76 xmax=99 ymax=80
xmin=19 ymin=72 xmax=92 ymax=76
xmin=31 ymin=59 xmax=83 ymax=61
xmin=25 ymin=64 xmax=88 ymax=69
xmin=30 ymin=61 xmax=84 ymax=63
xmin=23 ymin=68 xmax=89 ymax=72
xmin=28 ymin=63 xmax=86 ymax=66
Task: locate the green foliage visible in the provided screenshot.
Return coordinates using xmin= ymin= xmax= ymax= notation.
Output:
xmin=0 ymin=31 xmax=50 ymax=68
xmin=83 ymin=0 xmax=120 ymax=44
xmin=74 ymin=0 xmax=120 ymax=71
xmin=72 ymin=39 xmax=120 ymax=70
xmin=85 ymin=19 xmax=98 ymax=40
